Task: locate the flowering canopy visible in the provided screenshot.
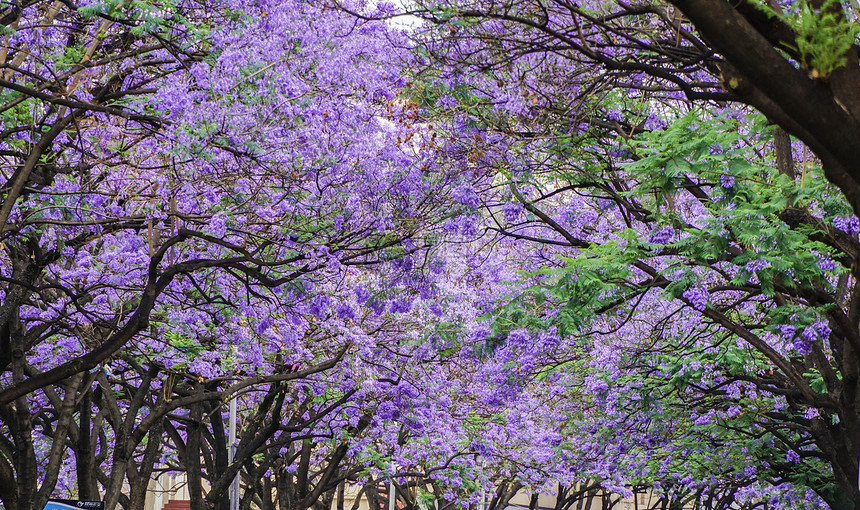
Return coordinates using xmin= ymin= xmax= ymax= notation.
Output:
xmin=2 ymin=0 xmax=860 ymax=509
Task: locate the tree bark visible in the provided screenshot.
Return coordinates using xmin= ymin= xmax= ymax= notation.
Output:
xmin=774 ymin=127 xmax=795 ymax=179
xmin=187 ymin=396 xmax=205 ymax=510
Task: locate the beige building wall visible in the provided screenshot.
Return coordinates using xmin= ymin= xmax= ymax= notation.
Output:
xmin=141 ymin=474 xmax=672 ymax=510
xmin=144 ymin=473 xmax=192 ymax=510
xmin=333 ymin=484 xmax=373 ymax=510
xmin=502 ymin=489 xmax=663 ymax=510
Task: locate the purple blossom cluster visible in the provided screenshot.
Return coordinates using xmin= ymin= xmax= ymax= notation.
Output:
xmin=682 ymin=287 xmax=709 ymax=310
xmin=648 ymin=226 xmax=675 ymax=244
xmin=779 ymin=320 xmax=830 ymax=355
xmin=833 ymin=215 xmax=860 ymax=235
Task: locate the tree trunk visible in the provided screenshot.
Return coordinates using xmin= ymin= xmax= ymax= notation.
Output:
xmin=773 ymin=127 xmax=795 ymax=179
xmin=208 ymin=399 xmax=230 ymax=510
xmin=77 ymin=389 xmax=100 ymax=500
xmin=187 ymin=398 xmax=205 ymax=510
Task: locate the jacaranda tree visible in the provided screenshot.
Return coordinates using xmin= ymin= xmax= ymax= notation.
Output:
xmin=391 ymin=0 xmax=860 ymax=508
xmin=0 ymin=0 xmax=480 ymax=508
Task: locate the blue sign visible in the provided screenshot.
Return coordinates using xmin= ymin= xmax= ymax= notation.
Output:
xmin=45 ymin=500 xmax=104 ymax=510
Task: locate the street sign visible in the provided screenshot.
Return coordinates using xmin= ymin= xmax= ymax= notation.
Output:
xmin=45 ymin=500 xmax=104 ymax=510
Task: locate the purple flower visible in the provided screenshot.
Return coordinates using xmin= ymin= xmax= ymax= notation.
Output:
xmin=694 ymin=409 xmax=715 ymax=425
xmin=354 ymin=286 xmax=372 ymax=303
xmin=452 ymin=184 xmax=480 ymax=209
xmin=648 ymin=226 xmax=675 ymax=244
xmin=209 ymin=212 xmax=227 ymax=237
xmin=793 ymin=337 xmax=812 ymax=355
xmin=437 ymin=94 xmax=457 ymax=109
xmin=812 ymin=320 xmax=831 ymax=341
xmin=720 ymin=174 xmax=735 ymax=189
xmin=507 ymin=328 xmax=531 ymax=349
xmin=794 ymin=320 xmax=830 ymax=349
xmin=336 ymin=304 xmax=355 ymax=320
xmin=584 ymin=375 xmax=609 ymax=393
xmin=254 ymin=317 xmax=272 ymax=335
xmin=308 ymin=295 xmax=329 ymax=318
xmin=389 ymin=298 xmax=412 ymax=314
xmin=470 ymin=441 xmax=490 ymax=456
xmin=804 ymin=407 xmax=820 ymax=420
xmin=833 ymin=215 xmax=860 ymax=235
xmin=644 ymin=114 xmax=668 ymax=131
xmin=745 ymin=259 xmax=769 ymax=273
xmin=377 ymin=401 xmax=400 ymax=420
xmin=391 ymin=255 xmax=414 ymax=272
xmin=683 ymin=287 xmax=709 ymax=310
xmin=502 ymin=202 xmax=522 ymax=223
xmin=801 ymin=326 xmax=817 ymax=343
xmin=819 ymin=256 xmax=837 ymax=271
xmin=607 ymin=147 xmax=631 ymax=159
xmin=368 ymin=299 xmax=386 ymax=315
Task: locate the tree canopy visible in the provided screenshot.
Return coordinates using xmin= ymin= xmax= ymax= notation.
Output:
xmin=0 ymin=0 xmax=859 ymax=509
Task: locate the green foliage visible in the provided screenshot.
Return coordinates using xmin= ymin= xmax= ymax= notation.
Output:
xmin=779 ymin=0 xmax=860 ymax=76
xmin=166 ymin=331 xmax=203 ymax=357
xmin=494 ymin=108 xmax=845 ymax=358
xmin=416 ymin=488 xmax=437 ymax=509
xmin=626 ymin=110 xmax=839 ymax=291
xmin=79 ymin=0 xmax=181 ymax=36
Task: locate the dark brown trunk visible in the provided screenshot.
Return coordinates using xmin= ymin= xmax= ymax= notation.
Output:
xmin=187 ymin=397 xmax=205 ymax=510
xmin=261 ymin=474 xmax=275 ymax=510
xmin=35 ymin=374 xmax=84 ymax=508
xmin=337 ymin=480 xmax=345 ymax=510
xmin=77 ymin=389 xmax=99 ymax=500
xmin=208 ymin=399 xmax=230 ymax=510
xmin=128 ymin=410 xmax=165 ymax=510
xmin=774 ymin=127 xmax=795 ymax=179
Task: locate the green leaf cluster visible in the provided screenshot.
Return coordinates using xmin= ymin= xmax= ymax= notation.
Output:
xmin=782 ymin=0 xmax=860 ymax=77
